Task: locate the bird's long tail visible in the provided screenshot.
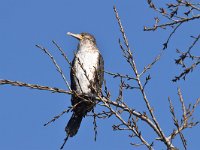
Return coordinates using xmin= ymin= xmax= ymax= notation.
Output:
xmin=65 ymin=113 xmax=83 ymax=137
xmin=60 ymin=113 xmax=84 ymax=149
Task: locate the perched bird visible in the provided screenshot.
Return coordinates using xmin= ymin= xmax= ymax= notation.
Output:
xmin=66 ymin=32 xmax=104 ymax=138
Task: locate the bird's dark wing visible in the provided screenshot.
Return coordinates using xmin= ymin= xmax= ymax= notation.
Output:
xmin=70 ymin=57 xmax=76 ymax=91
xmin=94 ymin=53 xmax=104 ymax=94
xmin=70 ymin=56 xmax=79 ymax=106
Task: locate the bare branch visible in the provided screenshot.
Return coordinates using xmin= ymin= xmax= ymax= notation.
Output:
xmin=167 ymin=89 xmax=200 ymax=149
xmin=162 ymin=23 xmax=182 ymax=50
xmin=91 ymin=109 xmax=98 ymax=141
xmin=114 ymin=5 xmax=175 ymax=149
xmin=173 ymin=34 xmax=200 ymax=81
xmin=172 ymin=60 xmax=200 ymax=82
xmin=168 ymin=97 xmax=187 ymax=150
xmin=178 ymin=88 xmax=187 ymax=124
xmin=36 ymin=44 xmax=71 ymax=91
xmin=0 ymin=79 xmax=70 ymax=94
xmin=44 ymin=109 xmax=69 ymax=126
xmin=144 ymin=15 xmax=200 ymax=31
xmin=101 ymin=97 xmax=153 ymax=149
xmin=139 ymin=53 xmax=161 ymax=77
xmin=52 ymin=40 xmax=72 ymax=66
xmin=105 ymin=71 xmax=136 ymax=80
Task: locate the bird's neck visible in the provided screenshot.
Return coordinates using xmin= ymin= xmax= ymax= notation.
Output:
xmin=78 ymin=41 xmax=98 ymax=52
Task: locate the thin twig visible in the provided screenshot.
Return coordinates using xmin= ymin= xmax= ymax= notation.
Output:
xmin=92 ymin=109 xmax=98 ymax=141
xmin=139 ymin=53 xmax=161 ymax=77
xmin=162 ymin=23 xmax=182 ymax=50
xmin=52 ymin=40 xmax=72 ymax=66
xmin=144 ymin=14 xmax=200 ymax=31
xmin=36 ymin=44 xmax=71 ymax=91
xmin=178 ymin=88 xmax=187 ymax=124
xmin=168 ymin=97 xmax=187 ymax=150
xmin=105 ymin=71 xmax=136 ymax=80
xmin=44 ymin=109 xmax=69 ymax=126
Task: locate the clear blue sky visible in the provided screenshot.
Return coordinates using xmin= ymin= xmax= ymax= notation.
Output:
xmin=0 ymin=1 xmax=199 ymax=150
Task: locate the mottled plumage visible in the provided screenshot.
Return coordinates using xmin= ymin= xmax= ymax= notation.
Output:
xmin=66 ymin=32 xmax=104 ymax=138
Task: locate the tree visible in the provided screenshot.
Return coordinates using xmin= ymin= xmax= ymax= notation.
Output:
xmin=0 ymin=1 xmax=199 ymax=150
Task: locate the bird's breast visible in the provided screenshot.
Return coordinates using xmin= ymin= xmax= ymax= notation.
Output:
xmin=73 ymin=50 xmax=99 ymax=94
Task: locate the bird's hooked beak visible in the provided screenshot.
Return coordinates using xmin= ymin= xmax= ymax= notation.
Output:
xmin=67 ymin=32 xmax=83 ymax=40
